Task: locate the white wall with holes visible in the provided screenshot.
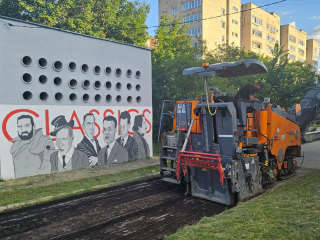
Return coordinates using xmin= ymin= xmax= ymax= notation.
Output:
xmin=0 ymin=16 xmax=152 ymax=179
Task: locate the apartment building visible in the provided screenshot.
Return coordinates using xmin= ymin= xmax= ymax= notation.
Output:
xmin=280 ymin=24 xmax=307 ymax=62
xmin=306 ymin=39 xmax=319 ymax=72
xmin=158 ymin=0 xmax=241 ymax=51
xmin=241 ymin=3 xmax=280 ymax=58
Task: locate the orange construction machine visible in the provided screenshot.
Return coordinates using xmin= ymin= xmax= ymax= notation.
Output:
xmin=158 ymin=59 xmax=320 ymax=205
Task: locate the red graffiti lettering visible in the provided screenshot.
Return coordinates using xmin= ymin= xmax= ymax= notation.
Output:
xmin=143 ymin=109 xmax=152 ymax=134
xmin=103 ymin=109 xmax=114 ymax=118
xmin=69 ymin=110 xmax=85 ymax=136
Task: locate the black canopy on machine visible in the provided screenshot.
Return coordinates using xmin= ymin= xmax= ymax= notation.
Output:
xmin=182 ymin=59 xmax=268 ymax=78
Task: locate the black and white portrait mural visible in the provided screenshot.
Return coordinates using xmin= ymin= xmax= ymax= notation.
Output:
xmin=0 ymin=16 xmax=152 ymax=179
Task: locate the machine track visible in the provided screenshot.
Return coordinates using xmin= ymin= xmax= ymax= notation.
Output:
xmin=0 ymin=177 xmax=226 ymax=240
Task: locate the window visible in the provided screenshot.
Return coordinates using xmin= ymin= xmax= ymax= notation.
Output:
xmin=314 ymin=48 xmax=318 ymax=53
xmin=221 ymin=21 xmax=225 ymax=28
xmin=313 ymin=55 xmax=318 ymax=61
xmin=266 ymin=45 xmax=273 ymax=52
xmin=232 ymin=6 xmax=238 ymax=12
xmin=186 ymin=27 xmax=201 ymax=36
xmin=252 ymin=16 xmax=262 ymax=26
xmin=289 ymin=54 xmax=296 ymax=60
xmin=313 ymin=61 xmax=318 ymax=69
xmin=298 ymin=58 xmax=304 ymax=62
xmin=298 ymin=40 xmax=305 ymax=46
xmin=221 ymin=8 xmax=225 ymax=16
xmin=183 ymin=0 xmax=201 ymax=11
xmin=267 ymin=24 xmax=276 ymax=33
xmin=298 ymin=49 xmax=304 ymax=56
xmin=183 ymin=13 xmax=201 ymax=23
xmin=172 ymin=8 xmax=177 ymax=15
xmin=232 ymin=19 xmax=238 ymax=25
xmin=222 ymin=35 xmax=225 ymax=41
xmin=252 ymin=29 xmax=262 ymax=37
xmin=252 ymin=41 xmax=262 ymax=49
xmin=289 ymin=45 xmax=295 ymax=52
xmin=266 ymin=35 xmax=276 ymax=43
xmin=232 ymin=32 xmax=238 ymax=37
xmin=289 ymin=35 xmax=296 ymax=43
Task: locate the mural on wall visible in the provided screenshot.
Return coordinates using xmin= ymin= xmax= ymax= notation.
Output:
xmin=11 ymin=115 xmax=54 ymax=178
xmin=0 ymin=16 xmax=152 ymax=179
xmin=1 ymin=107 xmax=152 ymax=179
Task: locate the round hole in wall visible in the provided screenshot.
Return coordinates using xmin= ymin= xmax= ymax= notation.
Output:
xmin=94 ymin=65 xmax=101 ymax=75
xmin=136 ymin=84 xmax=141 ymax=91
xmin=115 ymin=68 xmax=122 ymax=77
xmin=105 ymin=81 xmax=112 ymax=89
xmin=105 ymin=67 xmax=112 ymax=75
xmin=81 ymin=64 xmax=89 ymax=73
xmin=126 ymin=69 xmax=132 ymax=77
xmin=116 ymin=82 xmax=122 ymax=90
xmin=95 ymin=94 xmax=101 ymax=102
xmin=136 ymin=96 xmax=142 ymax=103
xmin=69 ymin=93 xmax=77 ymax=102
xmin=116 ymin=95 xmax=122 ymax=102
xmin=22 ymin=73 xmax=32 ymax=83
xmin=135 ymin=71 xmax=141 ymax=78
xmin=127 ymin=96 xmax=132 ymax=103
xmin=39 ymin=75 xmax=47 ymax=84
xmin=53 ymin=61 xmax=63 ymax=71
xmin=127 ymin=83 xmax=132 ymax=90
xmin=39 ymin=92 xmax=48 ymax=102
xmin=82 ymin=80 xmax=90 ymax=89
xmin=68 ymin=79 xmax=77 ymax=89
xmin=82 ymin=93 xmax=90 ymax=103
xmin=106 ymin=94 xmax=112 ymax=103
xmin=23 ymin=91 xmax=32 ymax=100
xmin=38 ymin=58 xmax=47 ymax=68
xmin=55 ymin=92 xmax=63 ymax=102
xmin=22 ymin=56 xmax=32 ymax=67
xmin=54 ymin=77 xmax=62 ymax=86
xmin=68 ymin=62 xmax=76 ymax=71
xmin=94 ymin=80 xmax=101 ymax=90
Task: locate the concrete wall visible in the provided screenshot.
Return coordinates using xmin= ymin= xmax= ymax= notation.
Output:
xmin=280 ymin=24 xmax=307 ymax=62
xmin=0 ymin=16 xmax=153 ymax=179
xmin=241 ymin=3 xmax=280 ymax=58
xmin=306 ymin=39 xmax=319 ymax=71
xmin=305 ymin=131 xmax=320 ymax=142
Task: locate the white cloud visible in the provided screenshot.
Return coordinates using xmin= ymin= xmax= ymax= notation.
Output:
xmin=309 ymin=16 xmax=320 ymax=20
xmin=277 ymin=11 xmax=291 ymax=16
xmin=308 ymin=25 xmax=320 ymax=41
xmin=289 ymin=22 xmax=296 ymax=28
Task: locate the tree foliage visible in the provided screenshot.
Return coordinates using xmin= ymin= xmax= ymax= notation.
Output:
xmin=0 ymin=0 xmax=150 ymax=46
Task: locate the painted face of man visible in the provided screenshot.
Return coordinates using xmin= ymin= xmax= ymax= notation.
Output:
xmin=120 ymin=118 xmax=130 ymax=138
xmin=138 ymin=117 xmax=148 ymax=135
xmin=103 ymin=120 xmax=116 ymax=145
xmin=83 ymin=115 xmax=95 ymax=139
xmin=56 ymin=128 xmax=73 ymax=155
xmin=17 ymin=118 xmax=34 ymax=140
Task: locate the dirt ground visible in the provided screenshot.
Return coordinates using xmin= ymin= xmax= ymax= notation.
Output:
xmin=0 ymin=177 xmax=226 ymax=240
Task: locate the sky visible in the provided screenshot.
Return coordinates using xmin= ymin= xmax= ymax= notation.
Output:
xmin=143 ymin=0 xmax=320 ymax=42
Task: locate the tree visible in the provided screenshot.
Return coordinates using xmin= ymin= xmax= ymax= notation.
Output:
xmin=0 ymin=0 xmax=150 ymax=46
xmin=152 ymin=15 xmax=205 ymax=139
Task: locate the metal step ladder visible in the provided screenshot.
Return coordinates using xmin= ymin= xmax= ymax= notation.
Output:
xmin=160 ymin=132 xmax=182 ymax=184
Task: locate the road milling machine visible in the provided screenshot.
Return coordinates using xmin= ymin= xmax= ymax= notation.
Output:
xmin=158 ymin=59 xmax=320 ymax=205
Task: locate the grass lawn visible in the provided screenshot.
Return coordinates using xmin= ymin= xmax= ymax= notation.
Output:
xmin=0 ymin=165 xmax=159 ymax=210
xmin=166 ymin=169 xmax=320 ymax=240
